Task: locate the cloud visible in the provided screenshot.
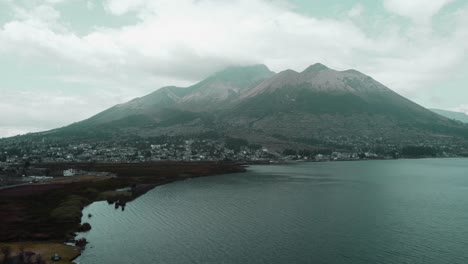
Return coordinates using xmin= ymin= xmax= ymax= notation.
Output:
xmin=0 ymin=0 xmax=467 ymax=137
xmin=0 ymin=87 xmax=135 ymax=138
xmin=1 ymin=0 xmax=465 ymax=91
xmin=0 ymin=127 xmax=42 ymax=139
xmin=0 ymin=0 xmax=375 ymax=83
xmin=0 ymin=90 xmax=101 ymax=127
xmin=104 ymin=0 xmax=146 ymax=16
xmin=452 ymin=104 xmax=468 ymax=114
xmin=13 ymin=4 xmax=60 ymax=23
xmin=348 ymin=3 xmax=364 ymax=18
xmin=383 ymin=0 xmax=453 ymax=24
xmin=86 ymin=1 xmax=95 ymax=10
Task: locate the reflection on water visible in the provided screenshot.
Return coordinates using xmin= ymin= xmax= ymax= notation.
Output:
xmin=76 ymin=159 xmax=468 ymax=264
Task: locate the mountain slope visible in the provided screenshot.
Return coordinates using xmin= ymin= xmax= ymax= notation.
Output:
xmin=26 ymin=63 xmax=468 ymax=151
xmin=178 ymin=64 xmax=275 ymax=110
xmin=81 ymin=64 xmax=275 ymax=127
xmin=225 ymin=64 xmax=456 ymax=143
xmin=430 ymin=109 xmax=468 ymax=123
xmin=236 ymin=63 xmax=435 ymax=119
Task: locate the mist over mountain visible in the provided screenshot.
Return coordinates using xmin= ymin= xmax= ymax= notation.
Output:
xmin=5 ymin=63 xmax=468 ymax=153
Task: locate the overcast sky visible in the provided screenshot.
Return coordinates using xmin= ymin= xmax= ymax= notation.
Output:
xmin=0 ymin=0 xmax=467 ymax=138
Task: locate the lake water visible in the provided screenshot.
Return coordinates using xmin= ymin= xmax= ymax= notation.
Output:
xmin=76 ymin=159 xmax=468 ymax=264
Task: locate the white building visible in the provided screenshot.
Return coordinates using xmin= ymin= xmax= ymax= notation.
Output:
xmin=63 ymin=168 xmax=78 ymax=177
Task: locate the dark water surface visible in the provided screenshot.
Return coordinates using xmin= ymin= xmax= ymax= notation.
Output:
xmin=76 ymin=159 xmax=468 ymax=264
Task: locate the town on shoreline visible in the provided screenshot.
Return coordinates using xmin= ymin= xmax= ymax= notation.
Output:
xmin=2 ymin=134 xmax=467 ymax=187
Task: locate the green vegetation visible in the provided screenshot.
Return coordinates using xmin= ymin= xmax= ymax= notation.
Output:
xmin=282 ymin=149 xmax=297 ymax=156
xmin=51 ymin=195 xmax=89 ymax=222
xmin=78 ymin=223 xmax=91 ymax=232
xmin=157 ymin=110 xmax=202 ymax=127
xmin=195 ymin=131 xmax=222 ymax=139
xmin=98 ymin=190 xmax=132 ymax=203
xmin=234 ymin=87 xmax=372 ymax=117
xmin=402 ymin=146 xmax=437 ymax=157
xmin=100 ymin=115 xmax=154 ymax=128
xmin=225 ymin=137 xmax=249 ymax=153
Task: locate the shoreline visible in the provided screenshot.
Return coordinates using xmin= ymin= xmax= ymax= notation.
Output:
xmin=0 ymin=161 xmax=246 ymax=264
xmin=265 ymin=155 xmax=468 ymax=164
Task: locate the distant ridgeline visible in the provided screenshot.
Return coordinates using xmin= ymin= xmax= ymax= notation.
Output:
xmin=430 ymin=108 xmax=468 ymax=124
xmin=1 ymin=63 xmax=468 ymax=160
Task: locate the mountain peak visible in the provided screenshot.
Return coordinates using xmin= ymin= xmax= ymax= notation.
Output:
xmin=214 ymin=64 xmax=273 ymax=77
xmin=195 ymin=64 xmax=275 ymax=92
xmin=279 ymin=69 xmax=299 ymax=75
xmin=342 ymin=69 xmax=363 ymax=75
xmin=302 ymin=63 xmax=329 ymax=73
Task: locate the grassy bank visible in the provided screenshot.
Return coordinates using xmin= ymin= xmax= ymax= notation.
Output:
xmin=0 ymin=242 xmax=80 ymax=264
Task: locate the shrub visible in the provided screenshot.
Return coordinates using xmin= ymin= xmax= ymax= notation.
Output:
xmin=50 ymin=195 xmax=88 ymax=222
xmin=78 ymin=223 xmax=92 ymax=232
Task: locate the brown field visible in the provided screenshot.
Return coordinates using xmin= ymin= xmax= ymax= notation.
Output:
xmin=46 ymin=175 xmax=114 ymax=184
xmin=0 ymin=161 xmax=246 ymax=242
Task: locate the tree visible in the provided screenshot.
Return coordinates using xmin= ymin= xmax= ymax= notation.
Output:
xmin=18 ymin=244 xmax=25 ymax=264
xmin=75 ymin=238 xmax=88 ymax=249
xmin=282 ymin=149 xmax=297 ymax=156
xmin=1 ymin=246 xmax=11 ymax=264
xmin=36 ymin=254 xmax=45 ymax=264
xmin=144 ymin=150 xmax=152 ymax=159
xmin=225 ymin=137 xmax=248 ymax=153
xmin=78 ymin=223 xmax=92 ymax=232
xmin=401 ymin=146 xmax=437 ymax=157
xmin=23 ymin=251 xmax=35 ymax=264
xmin=298 ymin=149 xmax=312 ymax=157
xmin=249 ymin=144 xmax=262 ymax=151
